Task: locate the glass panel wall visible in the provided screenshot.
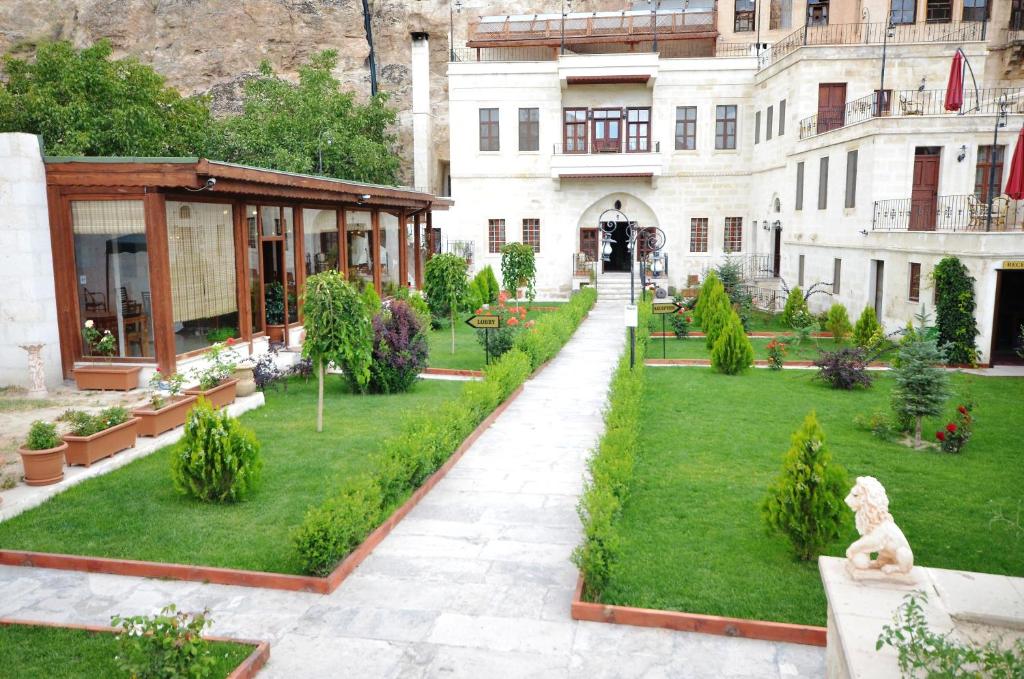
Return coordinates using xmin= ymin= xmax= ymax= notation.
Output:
xmin=283 ymin=207 xmax=297 ymax=323
xmin=345 ymin=210 xmax=374 ymax=288
xmin=302 ymin=208 xmax=340 ymax=275
xmin=166 ymin=201 xmax=239 ymax=353
xmin=379 ymin=211 xmax=402 ymax=293
xmin=246 ymin=205 xmax=263 ymax=334
xmin=72 ymin=200 xmax=154 ymax=358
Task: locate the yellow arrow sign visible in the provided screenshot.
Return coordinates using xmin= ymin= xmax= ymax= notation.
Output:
xmin=651 ymin=302 xmax=683 ymax=315
xmin=465 ymin=315 xmax=500 ymax=329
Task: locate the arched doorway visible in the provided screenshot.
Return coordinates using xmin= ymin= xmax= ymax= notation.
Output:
xmin=771 ymin=195 xmax=782 ymax=278
xmin=577 ymin=194 xmax=659 ymax=274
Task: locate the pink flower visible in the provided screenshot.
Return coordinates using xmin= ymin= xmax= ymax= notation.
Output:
xmin=507 ymin=317 xmax=519 ymax=327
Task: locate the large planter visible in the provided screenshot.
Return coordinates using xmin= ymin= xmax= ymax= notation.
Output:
xmin=234 ymin=366 xmax=257 ymax=397
xmin=132 ymin=395 xmax=198 ymax=437
xmin=17 ymin=442 xmax=68 ymax=486
xmin=63 ymin=417 xmax=140 ymax=467
xmin=184 ymin=378 xmax=238 ymax=409
xmin=73 ymin=365 xmax=141 ymax=391
xmin=267 ymin=324 xmax=286 ymax=343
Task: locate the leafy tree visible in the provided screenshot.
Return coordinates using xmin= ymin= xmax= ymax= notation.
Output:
xmin=424 ymin=254 xmax=469 ymax=354
xmin=782 ymin=287 xmax=810 ymax=328
xmin=826 ymin=303 xmax=853 ymax=343
xmin=853 ymin=306 xmax=883 ymax=348
xmin=761 ymin=412 xmax=850 ymax=561
xmin=302 ymin=272 xmax=373 ymax=431
xmin=932 ymin=257 xmax=979 ymax=366
xmin=711 ymin=311 xmax=754 ymax=375
xmin=500 ymin=243 xmax=537 ymax=303
xmin=211 ymin=50 xmax=399 ymax=184
xmin=891 ymin=326 xmax=950 ymax=448
xmin=0 ymin=40 xmax=212 ymax=156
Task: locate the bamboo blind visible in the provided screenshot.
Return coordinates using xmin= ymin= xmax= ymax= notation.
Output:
xmin=166 ymin=201 xmax=238 ymax=323
xmin=71 ymin=200 xmax=145 ymax=234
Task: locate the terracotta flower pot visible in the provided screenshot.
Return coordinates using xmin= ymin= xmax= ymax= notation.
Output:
xmin=267 ymin=325 xmax=286 ymax=343
xmin=17 ymin=442 xmax=68 ymax=486
xmin=73 ymin=365 xmax=142 ymax=391
xmin=184 ymin=378 xmax=238 ymax=409
xmin=234 ymin=366 xmax=257 ymax=397
xmin=63 ymin=417 xmax=140 ymax=467
xmin=132 ymin=395 xmax=199 ymax=437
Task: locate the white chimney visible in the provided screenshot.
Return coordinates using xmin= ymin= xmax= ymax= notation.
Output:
xmin=410 ymin=32 xmax=432 ymax=193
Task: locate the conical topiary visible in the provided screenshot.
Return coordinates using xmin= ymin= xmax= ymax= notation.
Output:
xmin=853 ymin=306 xmax=882 ymax=348
xmin=761 ymin=412 xmax=850 ymax=561
xmin=826 ymin=303 xmax=853 ymax=343
xmin=695 ymin=272 xmax=724 ymax=325
xmin=703 ymin=293 xmax=733 ymax=350
xmin=711 ymin=311 xmax=754 ymax=375
xmin=782 ymin=287 xmax=810 ymax=328
xmin=891 ymin=331 xmax=950 ymax=448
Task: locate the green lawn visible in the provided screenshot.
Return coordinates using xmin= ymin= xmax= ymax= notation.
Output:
xmin=649 ymin=309 xmax=791 ymax=335
xmin=0 ymin=624 xmax=252 ymax=679
xmin=0 ymin=378 xmax=464 ymax=574
xmin=427 ymin=302 xmax=566 ymax=371
xmin=604 ymin=368 xmax=1024 ymax=627
xmin=649 ymin=336 xmax=868 ymax=362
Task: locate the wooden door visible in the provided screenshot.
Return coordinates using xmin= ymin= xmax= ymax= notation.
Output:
xmin=580 ymin=228 xmax=599 ymax=263
xmin=772 ymin=228 xmax=782 ymax=277
xmin=591 ymin=109 xmax=622 ymax=153
xmin=873 ymin=260 xmax=884 ymax=321
xmin=817 ymin=83 xmax=846 ymax=133
xmin=910 ymin=149 xmax=940 ymax=231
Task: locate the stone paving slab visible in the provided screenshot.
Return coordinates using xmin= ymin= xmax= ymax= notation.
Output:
xmin=0 ymin=301 xmax=825 ymax=677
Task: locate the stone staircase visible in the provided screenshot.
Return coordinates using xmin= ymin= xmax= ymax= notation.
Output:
xmin=596 ymin=272 xmax=636 ymax=302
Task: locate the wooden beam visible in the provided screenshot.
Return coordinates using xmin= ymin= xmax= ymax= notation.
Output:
xmin=426 ymin=211 xmax=434 ymax=265
xmin=46 ymin=188 xmax=77 ymax=379
xmin=371 ymin=209 xmax=382 ymax=296
xmin=144 ymin=191 xmax=175 ymax=374
xmin=232 ymin=201 xmax=252 ymax=346
xmin=397 ymin=208 xmax=408 ymax=288
xmin=466 ymin=30 xmax=718 ymax=48
xmin=413 ymin=213 xmax=423 ymax=289
xmin=294 ymin=206 xmax=305 ymax=321
xmin=337 ymin=209 xmax=349 ymax=278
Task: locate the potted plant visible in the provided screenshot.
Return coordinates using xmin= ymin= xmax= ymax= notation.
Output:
xmin=18 ymin=421 xmax=68 ymax=486
xmin=184 ymin=340 xmax=239 ymax=409
xmin=62 ymin=406 xmax=140 ymax=467
xmin=73 ymin=319 xmax=142 ymax=391
xmin=233 ymin=358 xmax=257 ymax=397
xmin=132 ymin=371 xmax=197 ymax=437
xmin=265 ymin=281 xmax=286 ymax=342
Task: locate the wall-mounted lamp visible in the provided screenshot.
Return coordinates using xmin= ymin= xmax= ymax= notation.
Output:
xmin=859 ymin=229 xmax=869 ymax=236
xmin=918 ymin=76 xmax=927 ymax=92
xmin=957 ymin=145 xmax=967 ymax=162
xmin=651 ymin=249 xmax=665 ymax=275
xmin=761 ymin=220 xmax=771 ymax=231
xmin=773 ymin=220 xmax=782 ymax=231
xmin=356 ymin=193 xmax=372 ymax=205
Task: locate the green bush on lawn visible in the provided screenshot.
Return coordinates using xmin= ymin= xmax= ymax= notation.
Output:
xmin=294 ymin=288 xmax=597 ymax=576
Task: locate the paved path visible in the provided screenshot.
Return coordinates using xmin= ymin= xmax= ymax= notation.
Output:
xmin=0 ymin=300 xmax=824 ymax=678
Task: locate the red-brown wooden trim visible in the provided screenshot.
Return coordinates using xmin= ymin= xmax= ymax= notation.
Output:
xmin=566 ymin=75 xmax=651 ymax=85
xmin=371 ymin=208 xmax=382 ymax=296
xmin=46 ymin=187 xmax=76 ymax=378
xmin=0 ymin=618 xmax=270 ymax=679
xmin=233 ymin=202 xmax=252 ymax=343
xmin=413 ymin=213 xmax=423 ymax=288
xmin=294 ymin=205 xmax=305 ymax=321
xmin=571 ymin=576 xmax=826 ymax=647
xmin=397 ymin=208 xmax=408 ymax=288
xmin=338 ymin=209 xmax=349 ymax=278
xmin=558 ymin=172 xmax=655 ymax=179
xmin=144 ymin=191 xmax=175 ymax=374
xmin=422 ymin=367 xmax=485 ymax=378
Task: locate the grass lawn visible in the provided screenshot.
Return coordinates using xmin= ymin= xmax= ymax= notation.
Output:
xmin=604 ymin=368 xmax=1024 ymax=627
xmin=0 ymin=398 xmax=57 ymax=412
xmin=649 ymin=309 xmax=790 ymax=335
xmin=0 ymin=624 xmax=252 ymax=679
xmin=648 ymin=336 xmax=873 ymax=363
xmin=0 ymin=378 xmax=464 ymax=574
xmin=427 ymin=302 xmax=565 ymax=371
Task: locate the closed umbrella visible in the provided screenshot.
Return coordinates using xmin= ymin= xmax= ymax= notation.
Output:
xmin=1005 ymin=126 xmax=1024 ymax=200
xmin=944 ymin=50 xmax=964 ymax=112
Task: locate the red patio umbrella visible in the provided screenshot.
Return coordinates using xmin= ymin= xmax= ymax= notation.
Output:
xmin=1005 ymin=126 xmax=1024 ymax=200
xmin=944 ymin=50 xmax=964 ymax=112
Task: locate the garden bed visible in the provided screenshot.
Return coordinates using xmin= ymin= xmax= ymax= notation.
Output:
xmin=0 ymin=619 xmax=266 ymax=679
xmin=598 ymin=368 xmax=1024 ymax=627
xmin=646 ymin=335 xmax=874 ymax=363
xmin=426 ymin=302 xmax=564 ymax=371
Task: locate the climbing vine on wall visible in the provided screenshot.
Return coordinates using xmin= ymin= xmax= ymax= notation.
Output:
xmin=931 ymin=257 xmax=979 ymax=366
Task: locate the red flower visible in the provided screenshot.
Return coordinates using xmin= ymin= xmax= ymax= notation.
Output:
xmin=225 ymin=337 xmax=236 ymax=346
xmin=936 ymin=431 xmax=946 ymax=441
xmin=946 ymin=422 xmax=957 ymax=433
xmin=507 ymin=317 xmax=519 ymax=327
xmin=686 ymin=316 xmax=692 ymax=323
xmin=957 ymin=405 xmax=967 ymax=415
xmin=476 ymin=308 xmax=483 ymax=315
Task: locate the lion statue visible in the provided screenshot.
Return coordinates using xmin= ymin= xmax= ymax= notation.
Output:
xmin=844 ymin=476 xmax=914 ymax=576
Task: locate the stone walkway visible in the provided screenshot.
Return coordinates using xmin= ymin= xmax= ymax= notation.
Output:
xmin=0 ymin=300 xmax=824 ymax=678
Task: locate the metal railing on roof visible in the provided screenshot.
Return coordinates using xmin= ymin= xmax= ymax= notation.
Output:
xmin=467 ymin=9 xmax=715 ymax=46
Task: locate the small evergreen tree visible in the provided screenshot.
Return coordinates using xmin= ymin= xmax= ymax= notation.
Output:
xmin=932 ymin=257 xmax=979 ymax=365
xmin=423 ymin=254 xmax=469 ymax=354
xmin=711 ymin=312 xmax=754 ymax=375
xmin=853 ymin=306 xmax=883 ymax=348
xmin=782 ymin=287 xmax=810 ymax=328
xmin=891 ymin=330 xmax=950 ymax=448
xmin=172 ymin=398 xmax=263 ymax=503
xmin=694 ymin=272 xmax=724 ymax=323
xmin=826 ymin=303 xmax=853 ymax=343
xmin=761 ymin=412 xmax=850 ymax=561
xmin=703 ymin=293 xmax=733 ymax=350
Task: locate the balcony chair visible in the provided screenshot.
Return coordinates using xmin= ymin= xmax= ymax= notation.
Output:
xmin=968 ymin=195 xmax=1010 ymax=231
xmin=899 ymin=96 xmax=923 ymax=116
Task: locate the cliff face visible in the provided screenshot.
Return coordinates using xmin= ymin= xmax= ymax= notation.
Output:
xmin=0 ymin=0 xmax=619 ymax=186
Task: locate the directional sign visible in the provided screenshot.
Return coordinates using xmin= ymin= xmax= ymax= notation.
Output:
xmin=465 ymin=314 xmax=500 ymax=329
xmin=651 ymin=302 xmax=683 ymax=315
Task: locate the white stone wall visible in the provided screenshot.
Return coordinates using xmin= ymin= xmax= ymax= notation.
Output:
xmin=0 ymin=133 xmax=63 ymax=389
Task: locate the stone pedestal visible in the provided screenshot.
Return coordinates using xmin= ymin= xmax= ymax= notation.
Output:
xmin=18 ymin=343 xmax=47 ymax=399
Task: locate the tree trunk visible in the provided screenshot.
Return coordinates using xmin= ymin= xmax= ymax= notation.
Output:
xmin=316 ymin=358 xmax=325 ymax=433
xmin=914 ymin=415 xmax=922 ymax=448
xmin=450 ymin=309 xmax=456 ymax=354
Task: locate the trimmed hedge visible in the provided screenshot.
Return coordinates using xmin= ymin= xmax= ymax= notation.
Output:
xmin=293 ymin=288 xmax=597 ymax=576
xmin=572 ymin=300 xmax=651 ymax=600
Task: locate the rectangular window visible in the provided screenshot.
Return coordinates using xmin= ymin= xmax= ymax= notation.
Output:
xmin=715 ymin=105 xmax=737 ymax=150
xmin=592 ymin=108 xmax=623 ymax=153
xmin=962 ymin=0 xmax=987 ymax=21
xmin=845 ymin=149 xmax=858 ymax=209
xmin=488 ymin=218 xmax=505 ymax=253
xmin=926 ymin=0 xmax=951 ymax=22
xmin=807 ymin=0 xmax=829 ymax=26
xmin=766 ymin=106 xmax=774 ymax=141
xmin=779 ymin=99 xmax=786 ymax=136
xmin=975 ymin=145 xmax=1006 ymax=201
xmin=818 ymin=156 xmax=829 ymax=210
xmin=563 ymin=108 xmax=588 ymax=153
xmin=833 ymin=258 xmax=842 ymax=295
xmin=724 ymin=217 xmax=743 ymax=253
xmin=798 ymin=254 xmax=805 ymax=287
xmin=479 ymin=108 xmax=499 ymax=152
xmin=302 ymin=208 xmax=340 ymax=276
xmin=518 ymin=107 xmax=539 ymax=152
xmin=626 ymin=107 xmax=651 ymax=152
xmin=796 ymin=161 xmax=805 ymax=211
xmin=690 ymin=218 xmax=709 ymax=253
xmin=1013 ymin=0 xmax=1024 ymax=30
xmin=770 ymin=0 xmax=793 ymax=29
xmin=675 ymin=106 xmax=697 ymax=150
xmin=909 ymin=262 xmax=921 ymax=302
xmin=755 ymin=110 xmax=761 ymax=144
xmin=891 ymin=0 xmax=916 ymax=24
xmin=873 ymin=89 xmax=893 ymax=116
xmin=523 ymin=218 xmax=540 ymax=253
xmin=735 ymin=0 xmax=755 ymax=31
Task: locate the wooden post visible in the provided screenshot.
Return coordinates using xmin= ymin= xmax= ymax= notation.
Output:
xmin=371 ymin=208 xmax=382 ymax=296
xmin=144 ymin=191 xmax=176 ymax=375
xmin=337 ymin=208 xmax=348 ymax=278
xmin=397 ymin=208 xmax=408 ymax=288
xmin=232 ymin=202 xmax=252 ymax=346
xmin=294 ymin=206 xmax=305 ymax=321
xmin=413 ymin=213 xmax=423 ymax=288
xmin=46 ymin=189 xmax=77 ymax=378
xmin=426 ymin=210 xmax=435 ymax=263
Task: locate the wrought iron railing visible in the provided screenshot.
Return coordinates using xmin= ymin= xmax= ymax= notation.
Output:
xmin=450 ymin=46 xmax=557 ymax=62
xmin=738 ymin=283 xmax=786 ymax=312
xmin=715 ymin=41 xmax=760 ymax=57
xmin=445 ymin=240 xmax=475 ymax=267
xmin=798 ymin=88 xmax=1024 ymax=139
xmin=466 ymin=9 xmax=715 ymax=47
xmin=872 ymin=194 xmax=1023 ymax=232
xmin=553 ymin=140 xmax=661 ymax=155
xmin=1004 ymin=28 xmax=1024 ymax=44
xmin=572 ymin=254 xmax=597 ymax=279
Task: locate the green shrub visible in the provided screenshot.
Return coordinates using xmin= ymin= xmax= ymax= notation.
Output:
xmin=112 ymin=604 xmax=217 ymax=679
xmin=500 ymin=242 xmax=537 ymax=302
xmin=932 ymin=256 xmax=980 ymax=365
xmin=368 ymin=301 xmax=429 ymax=394
xmin=25 ymin=420 xmax=61 ymax=450
xmin=292 ymin=475 xmax=383 ymax=576
xmin=853 ymin=411 xmax=898 ymax=442
xmin=711 ymin=312 xmax=754 ymax=375
xmin=826 ymin=303 xmax=853 ymax=342
xmin=171 ymin=398 xmax=263 ymax=503
xmin=424 ymin=253 xmax=469 ymax=354
xmin=891 ymin=330 xmax=950 ymax=448
xmin=702 ymin=294 xmax=733 ymax=350
xmin=782 ymin=287 xmax=810 ymax=328
xmin=467 ymin=265 xmax=501 ymax=310
xmin=761 ymin=411 xmax=850 ymax=561
xmin=361 ymin=284 xmax=382 ymax=311
xmin=852 ymin=306 xmax=882 ymax=348
xmin=694 ymin=272 xmax=721 ymax=323
xmin=62 ymin=406 xmax=131 ymax=437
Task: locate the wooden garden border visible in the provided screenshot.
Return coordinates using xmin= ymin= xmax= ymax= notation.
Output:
xmin=0 ymin=617 xmax=270 ymax=679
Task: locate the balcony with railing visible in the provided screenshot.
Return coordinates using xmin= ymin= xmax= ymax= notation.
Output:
xmin=872 ymin=194 xmax=1023 ymax=233
xmin=798 ymin=88 xmax=1024 ymax=140
xmin=550 ymin=140 xmax=662 ymax=180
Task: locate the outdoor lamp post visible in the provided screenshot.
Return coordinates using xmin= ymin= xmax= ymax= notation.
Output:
xmin=450 ymin=0 xmax=463 ymax=62
xmin=987 ymin=94 xmax=1010 ymax=232
xmin=878 ymin=13 xmax=896 ymax=116
xmin=317 ymin=129 xmax=332 ymax=175
xmin=560 ymin=0 xmax=572 ymax=55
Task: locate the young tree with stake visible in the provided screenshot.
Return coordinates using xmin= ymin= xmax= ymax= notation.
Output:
xmin=424 ymin=254 xmax=469 ymax=354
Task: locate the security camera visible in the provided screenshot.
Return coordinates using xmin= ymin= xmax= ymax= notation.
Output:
xmin=205 ymin=178 xmax=216 ymax=189
xmin=359 ymin=193 xmax=371 ymax=201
